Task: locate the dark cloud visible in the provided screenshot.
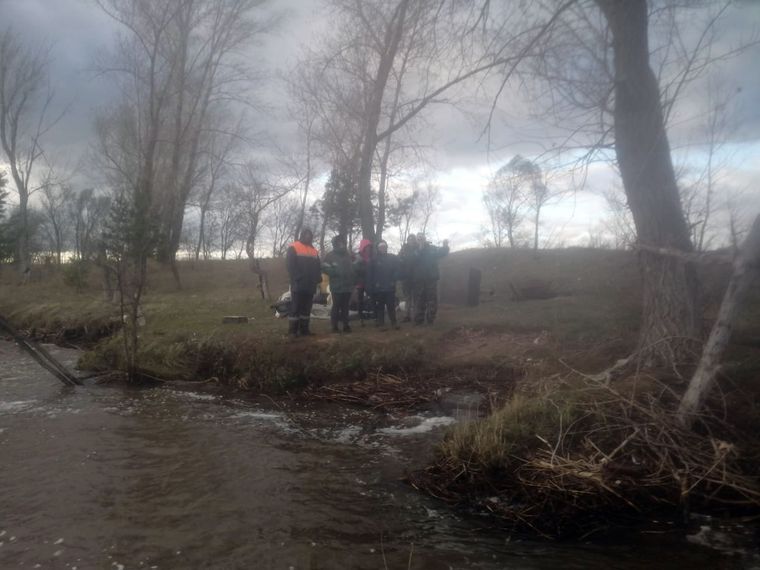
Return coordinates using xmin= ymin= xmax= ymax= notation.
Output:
xmin=1 ymin=0 xmax=758 ymax=244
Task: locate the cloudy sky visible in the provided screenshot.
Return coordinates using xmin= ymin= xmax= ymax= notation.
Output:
xmin=2 ymin=0 xmax=759 ymax=251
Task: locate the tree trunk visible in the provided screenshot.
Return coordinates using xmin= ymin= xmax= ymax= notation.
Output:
xmin=16 ymin=193 xmax=30 ymax=278
xmin=195 ymin=205 xmax=208 ymax=262
xmin=678 ymin=215 xmax=760 ymax=426
xmin=357 ymin=0 xmax=409 ymax=241
xmin=597 ymin=0 xmax=699 ymax=367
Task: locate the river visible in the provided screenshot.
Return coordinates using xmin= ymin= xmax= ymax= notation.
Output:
xmin=1 ymin=341 xmax=757 ymax=569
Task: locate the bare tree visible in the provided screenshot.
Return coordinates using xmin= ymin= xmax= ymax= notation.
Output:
xmin=483 ymin=160 xmax=528 ymax=248
xmin=416 ymin=180 xmax=440 ymax=237
xmin=682 ymin=81 xmax=735 ymax=252
xmin=593 ymin=0 xmax=700 ymax=365
xmin=600 ymin=187 xmax=637 ymax=249
xmin=0 ymin=29 xmax=61 ymax=277
xmin=238 ymin=162 xmax=295 ymax=259
xmin=297 ymin=0 xmax=548 ymax=241
xmin=264 ymin=195 xmax=300 ymax=257
xmin=209 ymin=183 xmax=245 ymax=260
xmin=0 ymin=170 xmax=7 ymax=219
xmin=387 ymin=189 xmax=418 ymax=246
xmin=237 ymin=162 xmax=296 ymax=299
xmin=478 ymin=0 xmax=753 ymax=367
xmin=190 ymin=122 xmax=240 ymax=261
xmin=38 ymin=182 xmax=74 ymax=264
xmin=95 ymin=0 xmax=273 ymax=286
xmin=678 ymin=215 xmax=760 ymax=426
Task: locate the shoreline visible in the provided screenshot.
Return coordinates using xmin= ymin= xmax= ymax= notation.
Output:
xmin=2 ymin=252 xmax=759 ymax=538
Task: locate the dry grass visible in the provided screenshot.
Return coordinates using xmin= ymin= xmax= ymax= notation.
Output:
xmin=410 ymin=372 xmax=760 ymax=537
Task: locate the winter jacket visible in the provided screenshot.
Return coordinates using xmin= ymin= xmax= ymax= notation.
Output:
xmin=416 ymin=244 xmax=449 ymax=282
xmin=286 ymin=240 xmax=322 ymax=293
xmin=367 ymin=252 xmax=399 ymax=294
xmin=398 ymin=242 xmax=419 ymax=282
xmin=322 ymin=248 xmax=356 ymax=294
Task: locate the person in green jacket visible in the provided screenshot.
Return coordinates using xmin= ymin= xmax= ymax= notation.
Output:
xmin=322 ymin=234 xmax=356 ymax=333
xmin=413 ymin=234 xmax=449 ymax=325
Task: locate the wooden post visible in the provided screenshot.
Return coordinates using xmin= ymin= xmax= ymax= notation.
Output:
xmin=467 ymin=268 xmax=482 ymax=307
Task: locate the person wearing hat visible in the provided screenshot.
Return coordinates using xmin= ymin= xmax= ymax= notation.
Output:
xmin=413 ymin=236 xmax=449 ymax=325
xmin=354 ymin=238 xmax=374 ymax=326
xmin=398 ymin=233 xmax=419 ymax=323
xmin=285 ymin=228 xmax=322 ymax=337
xmin=366 ymin=240 xmax=400 ymax=330
xmin=322 ymin=234 xmax=356 ymax=333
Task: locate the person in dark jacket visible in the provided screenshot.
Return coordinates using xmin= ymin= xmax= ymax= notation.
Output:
xmin=367 ymin=240 xmax=399 ymax=329
xmin=413 ymin=235 xmax=449 ymax=325
xmin=398 ymin=233 xmax=419 ymax=322
xmin=286 ymin=228 xmax=322 ymax=337
xmin=322 ymin=234 xmax=356 ymax=334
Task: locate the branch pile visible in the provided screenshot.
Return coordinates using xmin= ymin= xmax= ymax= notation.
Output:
xmin=303 ymin=371 xmax=436 ymax=411
xmin=409 ymin=379 xmax=760 ymax=538
xmin=304 ymin=372 xmax=436 ymax=410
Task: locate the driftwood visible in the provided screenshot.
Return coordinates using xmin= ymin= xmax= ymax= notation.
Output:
xmin=678 ymin=215 xmax=760 ymax=425
xmin=222 ymin=316 xmax=249 ymax=324
xmin=0 ymin=314 xmax=81 ymax=386
xmin=303 ymin=371 xmax=434 ymax=410
xmin=410 ymin=376 xmax=760 ymax=537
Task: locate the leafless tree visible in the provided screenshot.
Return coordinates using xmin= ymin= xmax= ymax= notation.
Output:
xmin=38 ymin=182 xmax=74 ymax=264
xmin=0 ymin=29 xmax=62 ymax=277
xmin=238 ymin=162 xmax=295 ymax=259
xmin=95 ymin=0 xmax=273 ymax=286
xmin=415 ymin=180 xmax=441 ymax=237
xmin=600 ymin=187 xmax=636 ymax=249
xmin=679 ymin=215 xmax=760 ymax=426
xmin=477 ymin=0 xmax=756 ymax=368
xmin=190 ymin=120 xmax=241 ymax=261
xmin=484 ymin=160 xmax=528 ymax=248
xmin=68 ymin=187 xmax=111 ymax=262
xmin=212 ymin=183 xmax=246 ymax=261
xmin=264 ymin=195 xmax=300 ymax=257
xmin=296 ymin=0 xmax=547 ymax=241
xmin=237 ymin=162 xmax=297 ymax=298
xmin=387 ymin=189 xmax=418 ymax=246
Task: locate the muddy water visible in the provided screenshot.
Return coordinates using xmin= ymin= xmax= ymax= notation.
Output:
xmin=1 ymin=341 xmax=757 ymax=569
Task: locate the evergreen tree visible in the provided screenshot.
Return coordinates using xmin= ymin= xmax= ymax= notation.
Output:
xmin=321 ymin=166 xmax=360 ymax=242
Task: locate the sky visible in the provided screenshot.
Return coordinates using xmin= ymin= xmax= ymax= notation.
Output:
xmin=2 ymin=0 xmax=759 ymax=253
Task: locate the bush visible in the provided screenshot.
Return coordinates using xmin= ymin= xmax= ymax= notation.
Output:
xmin=62 ymin=260 xmax=90 ymax=290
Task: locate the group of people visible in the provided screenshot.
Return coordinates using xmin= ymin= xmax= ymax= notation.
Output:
xmin=285 ymin=229 xmax=449 ymax=337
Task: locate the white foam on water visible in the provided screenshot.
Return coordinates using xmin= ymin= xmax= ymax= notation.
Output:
xmin=332 ymin=425 xmax=361 ymax=443
xmin=176 ymin=392 xmax=217 ymax=402
xmin=230 ymin=411 xmax=282 ymax=421
xmin=378 ymin=416 xmax=456 ymax=436
xmin=0 ymin=400 xmax=37 ymax=414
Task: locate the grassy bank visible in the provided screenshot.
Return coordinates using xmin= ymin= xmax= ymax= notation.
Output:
xmin=3 ymin=249 xmax=759 ymax=535
xmin=0 ymin=249 xmax=649 ymax=391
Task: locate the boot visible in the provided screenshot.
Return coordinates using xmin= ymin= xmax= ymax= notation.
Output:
xmin=288 ymin=319 xmax=299 ymax=338
xmin=300 ymin=318 xmax=315 ymax=336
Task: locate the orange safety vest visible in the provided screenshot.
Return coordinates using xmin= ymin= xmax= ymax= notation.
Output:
xmin=291 ymin=241 xmax=319 ymax=258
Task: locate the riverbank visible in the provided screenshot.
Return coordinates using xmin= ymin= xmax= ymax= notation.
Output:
xmin=5 ymin=341 xmax=757 ymax=568
xmin=2 ymin=249 xmax=759 ymax=537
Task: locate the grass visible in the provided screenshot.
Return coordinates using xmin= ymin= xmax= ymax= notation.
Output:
xmin=4 ymin=248 xmax=760 ymax=535
xmin=0 ymin=248 xmax=755 ymax=393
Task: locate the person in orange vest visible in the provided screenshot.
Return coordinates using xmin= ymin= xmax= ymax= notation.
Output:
xmin=286 ymin=228 xmax=322 ymax=337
